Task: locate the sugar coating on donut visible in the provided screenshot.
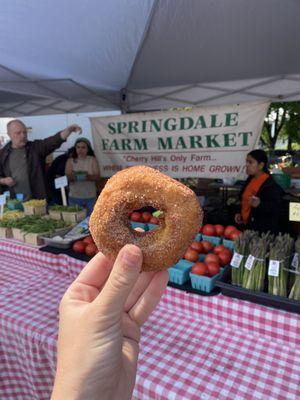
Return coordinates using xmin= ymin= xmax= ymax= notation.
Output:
xmin=90 ymin=165 xmax=203 ymax=271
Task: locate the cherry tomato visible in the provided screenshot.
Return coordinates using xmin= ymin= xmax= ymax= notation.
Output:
xmin=206 ymin=262 xmax=221 ymax=277
xmin=85 ymin=243 xmax=98 ymax=257
xmin=202 ymin=224 xmax=216 ymax=237
xmin=218 ymin=250 xmax=232 ymax=266
xmin=201 ymin=240 xmax=214 ymax=254
xmin=191 ymin=262 xmax=208 ymax=275
xmin=83 ymin=235 xmax=94 ymax=244
xmin=131 ymin=212 xmax=142 ymax=222
xmin=214 ymin=224 xmax=225 ymax=237
xmin=205 ymin=253 xmax=220 ymax=266
xmin=190 ymin=241 xmax=203 ymax=253
xmin=224 ymin=225 xmax=237 ymax=239
xmin=142 ymin=211 xmax=152 ymax=223
xmin=184 ymin=248 xmax=199 ymax=262
xmin=72 ymin=240 xmax=86 ymax=253
xmin=229 ymin=230 xmax=242 ymax=241
xmin=213 ymin=244 xmax=228 ymax=255
xmin=149 ymin=216 xmax=159 ymax=224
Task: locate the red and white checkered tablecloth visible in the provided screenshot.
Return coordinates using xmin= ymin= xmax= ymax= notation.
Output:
xmin=0 ymin=239 xmax=300 ymax=400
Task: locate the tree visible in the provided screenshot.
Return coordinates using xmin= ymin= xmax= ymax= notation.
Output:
xmin=283 ymin=102 xmax=300 ymax=151
xmin=261 ymin=102 xmax=300 ymax=150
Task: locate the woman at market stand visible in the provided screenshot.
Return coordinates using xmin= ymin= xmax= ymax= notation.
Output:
xmin=65 ymin=138 xmax=100 ymax=215
xmin=234 ymin=149 xmax=284 ymax=234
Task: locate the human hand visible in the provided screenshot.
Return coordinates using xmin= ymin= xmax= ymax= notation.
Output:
xmin=234 ymin=213 xmax=242 ymax=224
xmin=249 ymin=196 xmax=260 ymax=208
xmin=60 ymin=124 xmax=82 ymax=140
xmin=51 ymin=244 xmax=168 ymax=400
xmin=0 ymin=177 xmax=15 ymax=187
xmin=66 ymin=172 xmax=76 ymax=182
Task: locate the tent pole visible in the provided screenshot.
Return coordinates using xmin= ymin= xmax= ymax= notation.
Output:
xmin=120 ymin=88 xmax=128 ymax=114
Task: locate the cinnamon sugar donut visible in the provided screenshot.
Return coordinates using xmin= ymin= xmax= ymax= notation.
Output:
xmin=89 ymin=166 xmax=203 ymax=271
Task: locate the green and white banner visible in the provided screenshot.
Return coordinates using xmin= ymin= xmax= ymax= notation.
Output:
xmin=90 ymin=101 xmax=269 ymax=178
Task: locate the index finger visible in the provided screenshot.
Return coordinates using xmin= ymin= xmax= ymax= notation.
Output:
xmin=73 ymin=251 xmax=113 ymax=290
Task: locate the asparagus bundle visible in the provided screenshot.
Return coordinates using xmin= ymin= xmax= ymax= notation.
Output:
xmin=289 ymin=238 xmax=300 ymax=300
xmin=242 ymin=233 xmax=271 ymax=291
xmin=268 ymin=234 xmax=294 ymax=297
xmin=231 ymin=230 xmax=257 ymax=286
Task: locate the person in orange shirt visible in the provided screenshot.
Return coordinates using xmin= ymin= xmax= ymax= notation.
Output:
xmin=235 ymin=150 xmax=284 ymax=234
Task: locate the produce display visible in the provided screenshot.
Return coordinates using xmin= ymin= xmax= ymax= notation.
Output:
xmin=72 ymin=235 xmax=98 ymax=257
xmin=2 ymin=210 xmax=24 ymax=220
xmin=6 ymin=199 xmax=23 ymax=210
xmin=49 ymin=205 xmax=84 ymax=213
xmin=268 ymin=234 xmax=294 ymax=297
xmin=200 ymin=224 xmax=242 ymax=240
xmin=129 ymin=210 xmax=162 ymax=225
xmin=1 ymin=215 xmax=69 ymax=233
xmin=242 ymin=234 xmax=272 ymax=291
xmin=89 ymin=166 xmax=203 ymax=272
xmin=48 ymin=204 xmax=86 ymax=223
xmin=289 ymin=238 xmax=300 ymax=300
xmin=185 ymin=240 xmax=232 ymax=278
xmin=22 ymin=199 xmax=46 ymax=207
xmin=168 ymin=232 xmax=233 ymax=293
xmin=230 ymin=230 xmax=298 ymax=299
xmin=23 ymin=199 xmax=47 ymax=216
xmin=231 ymin=230 xmax=257 ymax=286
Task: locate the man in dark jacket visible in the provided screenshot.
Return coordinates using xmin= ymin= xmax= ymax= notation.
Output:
xmin=0 ymin=119 xmax=82 ymax=200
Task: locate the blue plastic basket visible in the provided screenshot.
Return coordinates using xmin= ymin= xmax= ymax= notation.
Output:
xmin=195 ymin=233 xmax=202 ymax=241
xmin=147 ymin=223 xmax=158 ymax=231
xmin=189 ymin=269 xmax=224 ymax=292
xmin=202 ymin=235 xmax=222 ymax=246
xmin=130 ymin=221 xmax=149 ymax=231
xmin=168 ymin=259 xmax=193 ymax=285
xmin=7 ymin=201 xmax=23 ymax=211
xmin=198 ymin=254 xmax=206 ymax=262
xmin=222 ymin=239 xmax=234 ymax=250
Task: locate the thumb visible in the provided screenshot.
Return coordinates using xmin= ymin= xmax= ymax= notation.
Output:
xmin=95 ymin=244 xmax=143 ymax=316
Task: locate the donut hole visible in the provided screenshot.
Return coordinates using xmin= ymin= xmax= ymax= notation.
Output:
xmin=128 ymin=206 xmax=162 ymax=229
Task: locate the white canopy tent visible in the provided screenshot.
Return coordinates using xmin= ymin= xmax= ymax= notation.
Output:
xmin=0 ymin=0 xmax=299 ymax=117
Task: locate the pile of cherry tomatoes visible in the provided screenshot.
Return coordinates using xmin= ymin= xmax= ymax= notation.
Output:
xmin=200 ymin=224 xmax=241 ymax=240
xmin=184 ymin=240 xmax=233 ymax=277
xmin=129 ymin=211 xmax=159 ymax=225
xmin=72 ymin=235 xmax=98 ymax=257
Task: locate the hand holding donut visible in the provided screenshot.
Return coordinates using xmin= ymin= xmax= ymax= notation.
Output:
xmin=51 ymin=245 xmax=168 ymax=400
xmin=249 ymin=195 xmax=261 ymax=208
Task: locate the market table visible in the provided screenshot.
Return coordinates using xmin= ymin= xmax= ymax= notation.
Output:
xmin=0 ymin=239 xmax=300 ymax=400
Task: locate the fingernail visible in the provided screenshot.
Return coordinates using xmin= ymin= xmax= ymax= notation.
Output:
xmin=122 ymin=245 xmax=142 ymax=268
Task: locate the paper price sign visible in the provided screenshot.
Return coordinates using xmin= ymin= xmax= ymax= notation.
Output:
xmin=268 ymin=260 xmax=280 ymax=277
xmin=245 ymin=255 xmax=255 ymax=271
xmin=291 ymin=253 xmax=299 ymax=269
xmin=231 ymin=252 xmax=243 ymax=269
xmin=289 ymin=202 xmax=300 ymax=222
xmin=55 ymin=176 xmax=68 ymax=189
xmin=0 ymin=194 xmax=6 ymax=206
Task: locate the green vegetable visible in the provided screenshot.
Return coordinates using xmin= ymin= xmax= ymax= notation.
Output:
xmin=268 ymin=234 xmax=294 ymax=297
xmin=231 ymin=230 xmax=257 ymax=286
xmin=23 ymin=199 xmax=46 ymax=207
xmin=7 ymin=215 xmax=69 ymax=233
xmin=152 ymin=210 xmax=163 ymax=217
xmin=49 ymin=205 xmax=83 ymax=212
xmin=242 ymin=233 xmax=272 ymax=291
xmin=289 ymin=239 xmax=300 ymax=300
